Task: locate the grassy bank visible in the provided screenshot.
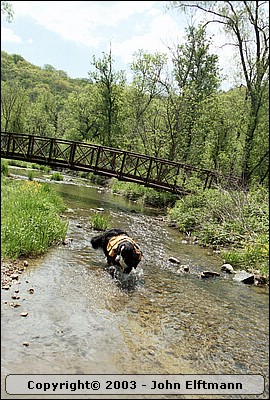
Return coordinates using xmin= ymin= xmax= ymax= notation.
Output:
xmin=1 ymin=176 xmax=68 ymax=259
xmin=168 ymin=186 xmax=269 ymax=278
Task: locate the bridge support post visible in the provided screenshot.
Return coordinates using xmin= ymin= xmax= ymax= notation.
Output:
xmin=69 ymin=142 xmax=76 ymax=167
xmin=119 ymin=151 xmax=126 ymax=176
xmin=27 ymin=135 xmax=34 ymax=159
xmin=6 ymin=132 xmax=12 ymax=155
xmin=95 ymin=146 xmax=101 ymax=170
xmin=145 ymin=158 xmax=153 ymax=184
xmin=48 ymin=138 xmax=55 ymax=162
xmin=174 ymin=164 xmax=181 ymax=186
xmin=204 ymin=172 xmax=214 ymax=190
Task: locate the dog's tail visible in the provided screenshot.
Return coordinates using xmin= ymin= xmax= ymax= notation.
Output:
xmin=90 ymin=234 xmax=104 ymax=249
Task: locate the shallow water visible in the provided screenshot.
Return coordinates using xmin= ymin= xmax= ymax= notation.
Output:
xmin=1 ymin=170 xmax=269 ymax=399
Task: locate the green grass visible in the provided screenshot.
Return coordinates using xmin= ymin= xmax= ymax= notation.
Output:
xmin=50 ymin=171 xmax=64 ymax=181
xmin=1 ymin=177 xmax=68 ymax=259
xmin=1 ymin=160 xmax=9 ymax=176
xmin=222 ymin=234 xmax=269 ymax=276
xmin=27 ymin=170 xmax=34 ymax=181
xmin=89 ymin=212 xmax=111 ymax=231
xmin=168 ymin=186 xmax=269 ymax=277
xmin=2 ymin=159 xmax=51 ymax=172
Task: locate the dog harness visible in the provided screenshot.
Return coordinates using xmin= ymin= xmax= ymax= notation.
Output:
xmin=107 ymin=235 xmax=142 ymax=260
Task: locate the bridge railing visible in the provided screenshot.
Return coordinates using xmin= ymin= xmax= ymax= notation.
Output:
xmin=1 ymin=132 xmax=242 ymax=194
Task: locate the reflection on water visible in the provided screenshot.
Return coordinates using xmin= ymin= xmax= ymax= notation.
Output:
xmin=1 ymin=173 xmax=269 ymax=399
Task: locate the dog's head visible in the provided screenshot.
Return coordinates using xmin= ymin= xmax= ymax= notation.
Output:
xmin=116 ymin=242 xmax=142 ymax=274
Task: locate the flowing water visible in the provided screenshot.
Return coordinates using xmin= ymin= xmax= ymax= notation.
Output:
xmin=1 ymin=169 xmax=269 ymax=399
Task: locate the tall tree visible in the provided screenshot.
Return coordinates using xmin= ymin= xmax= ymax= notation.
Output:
xmin=168 ymin=25 xmax=220 ymax=163
xmin=88 ymin=46 xmax=126 ymax=147
xmin=129 ymin=50 xmax=168 ymax=153
xmin=1 ymin=81 xmax=28 ymax=132
xmin=169 ymin=1 xmax=269 ymax=185
xmin=59 ymin=85 xmax=102 ymax=142
xmin=25 ymin=90 xmax=63 ymax=136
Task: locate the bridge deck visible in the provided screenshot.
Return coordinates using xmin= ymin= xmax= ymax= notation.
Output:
xmin=1 ymin=132 xmax=240 ymax=195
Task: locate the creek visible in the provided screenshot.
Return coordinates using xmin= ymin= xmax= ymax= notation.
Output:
xmin=1 ymin=168 xmax=269 ymax=399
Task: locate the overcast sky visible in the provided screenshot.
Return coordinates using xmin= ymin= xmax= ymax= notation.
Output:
xmin=1 ymin=1 xmax=238 ymax=89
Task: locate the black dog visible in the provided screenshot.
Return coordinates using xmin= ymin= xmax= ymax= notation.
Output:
xmin=90 ymin=228 xmax=143 ymax=274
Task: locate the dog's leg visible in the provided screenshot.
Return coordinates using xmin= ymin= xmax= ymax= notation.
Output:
xmin=107 ymin=266 xmax=116 ymax=279
xmin=106 ymin=255 xmax=115 ymax=266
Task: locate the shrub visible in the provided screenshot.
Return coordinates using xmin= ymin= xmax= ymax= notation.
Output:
xmin=1 ymin=160 xmax=9 ymax=176
xmin=79 ymin=171 xmax=106 ymax=185
xmin=31 ymin=163 xmax=51 ymax=173
xmin=27 ymin=170 xmax=34 ymax=181
xmin=50 ymin=172 xmax=64 ymax=181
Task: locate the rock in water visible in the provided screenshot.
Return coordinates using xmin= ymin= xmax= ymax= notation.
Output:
xmin=233 ymin=271 xmax=255 ymax=284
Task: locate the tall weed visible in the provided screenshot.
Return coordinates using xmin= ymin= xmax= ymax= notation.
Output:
xmin=1 ymin=178 xmax=68 ymax=259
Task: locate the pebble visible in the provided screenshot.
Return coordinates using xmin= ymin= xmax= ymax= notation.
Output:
xmin=201 ymin=271 xmax=221 ymax=278
xmin=20 ymin=312 xmax=28 ymax=317
xmin=221 ymin=263 xmax=235 ymax=274
xmin=168 ymin=257 xmax=180 ymax=264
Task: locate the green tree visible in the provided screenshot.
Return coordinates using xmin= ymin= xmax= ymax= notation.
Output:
xmin=88 ymin=47 xmax=126 ymax=147
xmin=169 ymin=1 xmax=269 ymax=185
xmin=172 ymin=26 xmax=220 ymax=98
xmin=194 ymin=88 xmax=248 ymax=175
xmin=1 ymin=81 xmax=28 ymax=132
xmin=59 ymin=85 xmax=102 ymax=142
xmin=168 ymin=25 xmax=220 ymax=163
xmin=24 ymin=89 xmax=62 ymax=136
xmin=129 ymin=50 xmax=168 ymax=154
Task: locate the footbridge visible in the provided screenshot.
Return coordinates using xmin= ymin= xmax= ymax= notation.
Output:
xmin=1 ymin=132 xmax=240 ymax=195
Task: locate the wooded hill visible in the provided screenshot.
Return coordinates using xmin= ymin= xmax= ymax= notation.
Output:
xmin=1 ymin=39 xmax=268 ymax=188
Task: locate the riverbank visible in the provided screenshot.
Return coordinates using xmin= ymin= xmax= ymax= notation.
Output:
xmin=1 ymin=163 xmax=268 ymax=285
